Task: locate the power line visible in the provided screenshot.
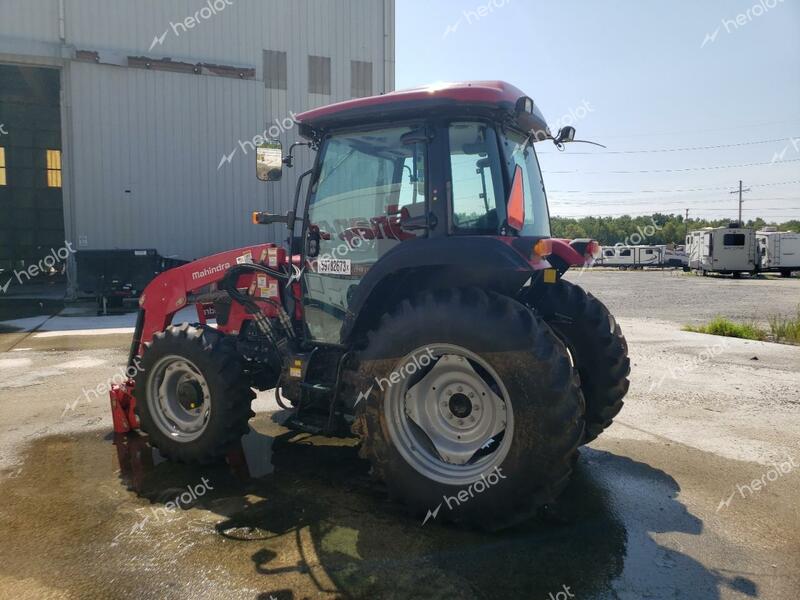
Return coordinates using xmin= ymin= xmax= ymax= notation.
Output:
xmin=554 ymin=211 xmax=799 ymax=218
xmin=565 ymin=118 xmax=800 ymax=140
xmin=549 ymin=179 xmax=800 ymax=194
xmin=548 ymin=196 xmax=800 ymax=209
xmin=538 ymin=136 xmax=798 ymax=155
xmin=543 ymin=158 xmax=800 ymax=175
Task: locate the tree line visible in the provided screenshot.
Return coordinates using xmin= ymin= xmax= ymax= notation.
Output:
xmin=550 ymin=213 xmax=800 ymax=246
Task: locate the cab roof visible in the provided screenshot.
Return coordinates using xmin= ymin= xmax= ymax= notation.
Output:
xmin=295 ymin=80 xmax=551 ymax=140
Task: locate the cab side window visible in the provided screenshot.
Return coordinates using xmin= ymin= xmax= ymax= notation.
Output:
xmin=448 ymin=122 xmax=504 ymax=234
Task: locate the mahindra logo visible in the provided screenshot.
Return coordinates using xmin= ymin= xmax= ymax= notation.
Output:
xmin=191 ymin=262 xmax=230 ymax=280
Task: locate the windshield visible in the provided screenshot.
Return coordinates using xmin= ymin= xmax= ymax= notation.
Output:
xmin=501 ymin=130 xmax=551 ymax=237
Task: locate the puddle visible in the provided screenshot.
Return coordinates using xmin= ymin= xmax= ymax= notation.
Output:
xmin=0 ymin=416 xmax=754 ymax=599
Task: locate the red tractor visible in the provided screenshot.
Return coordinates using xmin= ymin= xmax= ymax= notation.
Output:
xmin=110 ymin=81 xmax=629 ymax=530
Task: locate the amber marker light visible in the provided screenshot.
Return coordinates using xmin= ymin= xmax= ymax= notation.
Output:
xmin=532 ymin=238 xmax=553 ymax=260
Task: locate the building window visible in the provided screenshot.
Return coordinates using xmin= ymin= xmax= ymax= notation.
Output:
xmin=263 ymin=50 xmax=287 ymax=90
xmin=351 ymin=60 xmax=373 ymax=98
xmin=46 ymin=149 xmax=62 ymax=188
xmin=0 ymin=148 xmax=6 ymax=186
xmin=308 ymin=55 xmax=331 ymax=94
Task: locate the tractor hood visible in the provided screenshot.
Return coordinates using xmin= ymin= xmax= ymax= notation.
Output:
xmin=295 ymin=81 xmax=551 ymax=141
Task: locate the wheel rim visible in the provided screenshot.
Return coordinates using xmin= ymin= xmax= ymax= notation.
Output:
xmin=146 ymin=354 xmax=211 ymax=442
xmin=383 ymin=344 xmax=514 ymax=486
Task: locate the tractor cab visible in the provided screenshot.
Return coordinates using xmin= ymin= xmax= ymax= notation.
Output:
xmin=117 ymin=81 xmax=625 ymax=531
xmin=256 ymin=81 xmax=593 ymax=345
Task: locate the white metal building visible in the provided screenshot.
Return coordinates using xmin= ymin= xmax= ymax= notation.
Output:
xmin=0 ymin=0 xmax=395 ymax=296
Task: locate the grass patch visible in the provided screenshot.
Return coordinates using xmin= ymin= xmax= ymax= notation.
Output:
xmin=768 ymin=308 xmax=800 ymax=344
xmin=683 ymin=317 xmax=767 ymax=341
xmin=684 ymin=308 xmax=800 ymax=345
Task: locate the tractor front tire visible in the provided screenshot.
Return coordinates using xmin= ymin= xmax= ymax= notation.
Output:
xmin=529 ymin=279 xmax=630 ymax=443
xmin=351 ymin=288 xmax=584 ymax=530
xmin=134 ymin=324 xmax=255 ymax=463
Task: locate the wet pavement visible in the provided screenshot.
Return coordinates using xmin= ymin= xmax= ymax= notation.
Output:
xmin=1 ymin=414 xmax=797 ymax=599
xmin=1 ymin=273 xmax=799 ymax=599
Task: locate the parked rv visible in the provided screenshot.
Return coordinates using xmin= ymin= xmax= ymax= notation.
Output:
xmin=756 ymin=229 xmax=800 ymax=277
xmin=663 ymin=246 xmax=689 ymax=268
xmin=598 ymin=245 xmax=664 ymax=269
xmin=685 ymin=226 xmax=757 ymax=277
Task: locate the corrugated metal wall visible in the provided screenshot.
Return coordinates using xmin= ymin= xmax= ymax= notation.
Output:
xmin=0 ymin=0 xmax=60 ymax=45
xmin=0 ymin=0 xmax=395 ymax=271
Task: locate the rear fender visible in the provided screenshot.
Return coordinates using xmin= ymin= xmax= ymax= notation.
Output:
xmin=340 ymin=236 xmax=535 ymax=343
xmin=548 ymin=238 xmax=595 ymax=276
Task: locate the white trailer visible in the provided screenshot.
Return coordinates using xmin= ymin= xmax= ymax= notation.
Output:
xmin=663 ymin=246 xmax=689 ymax=268
xmin=597 ymin=245 xmax=664 ymax=269
xmin=685 ymin=226 xmax=757 ymax=277
xmin=687 ymin=231 xmax=704 ymax=271
xmin=756 ymin=229 xmax=800 ymax=277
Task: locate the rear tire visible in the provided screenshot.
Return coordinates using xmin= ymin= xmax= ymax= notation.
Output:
xmin=529 ymin=279 xmax=630 ymax=443
xmin=134 ymin=324 xmax=255 ymax=463
xmin=350 ymin=288 xmax=584 ymax=530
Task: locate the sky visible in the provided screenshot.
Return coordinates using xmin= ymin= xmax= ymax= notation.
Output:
xmin=395 ymin=0 xmax=800 ymax=222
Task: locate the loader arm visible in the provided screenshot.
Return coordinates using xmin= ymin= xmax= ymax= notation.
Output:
xmin=112 ymin=243 xmax=290 ymax=434
xmin=134 ymin=244 xmax=286 ymax=357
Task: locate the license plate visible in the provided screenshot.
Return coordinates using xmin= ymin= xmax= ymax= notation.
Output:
xmin=317 ymin=258 xmax=351 ymax=275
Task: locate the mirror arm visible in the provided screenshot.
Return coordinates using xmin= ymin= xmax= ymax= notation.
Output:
xmin=283 ymin=142 xmax=312 ymax=168
xmin=253 ymin=211 xmax=295 ymax=226
xmin=293 ymin=168 xmax=314 ymax=229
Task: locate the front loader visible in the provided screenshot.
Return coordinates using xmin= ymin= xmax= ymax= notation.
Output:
xmin=110 ymin=81 xmax=629 ymax=529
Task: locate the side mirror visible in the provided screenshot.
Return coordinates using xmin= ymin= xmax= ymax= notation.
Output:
xmin=555 ymin=126 xmax=576 ymax=144
xmin=256 ymin=140 xmax=283 ymax=182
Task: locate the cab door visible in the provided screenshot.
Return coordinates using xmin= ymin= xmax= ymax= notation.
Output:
xmin=302 ymin=125 xmax=428 ymax=344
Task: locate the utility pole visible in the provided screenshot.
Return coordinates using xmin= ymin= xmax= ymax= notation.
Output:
xmin=685 ymin=208 xmax=689 ymax=241
xmin=729 ymin=180 xmax=751 ymax=226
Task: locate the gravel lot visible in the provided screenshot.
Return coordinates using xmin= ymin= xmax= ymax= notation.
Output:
xmin=0 ymin=270 xmax=798 ymax=599
xmin=568 ymin=269 xmax=800 ymax=326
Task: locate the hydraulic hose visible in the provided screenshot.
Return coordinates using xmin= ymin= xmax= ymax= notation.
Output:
xmin=220 ymin=264 xmax=296 ymax=340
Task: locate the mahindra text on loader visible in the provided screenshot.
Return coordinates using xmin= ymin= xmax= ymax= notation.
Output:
xmin=110 ymin=81 xmax=630 ymax=530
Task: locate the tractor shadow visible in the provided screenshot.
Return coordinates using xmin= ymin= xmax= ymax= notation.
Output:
xmin=113 ymin=426 xmax=757 ymax=600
